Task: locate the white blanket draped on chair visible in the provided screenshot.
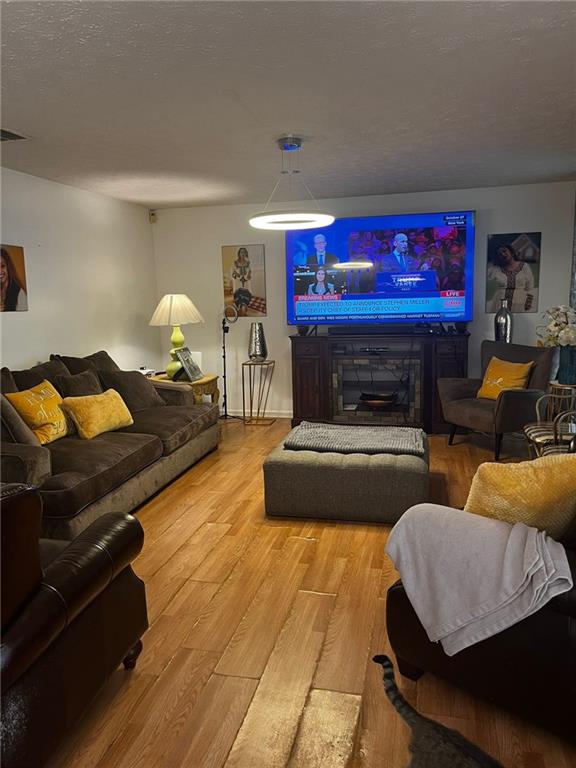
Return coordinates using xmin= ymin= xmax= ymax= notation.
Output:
xmin=385 ymin=504 xmax=573 ymax=656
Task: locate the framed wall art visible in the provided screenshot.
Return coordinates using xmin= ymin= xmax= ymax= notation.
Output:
xmin=222 ymin=244 xmax=267 ymax=317
xmin=486 ymin=232 xmax=541 ymax=313
xmin=1 ymin=244 xmax=28 ymax=312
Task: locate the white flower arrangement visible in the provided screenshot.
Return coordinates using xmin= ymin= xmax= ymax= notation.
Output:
xmin=538 ymin=305 xmax=576 ymax=347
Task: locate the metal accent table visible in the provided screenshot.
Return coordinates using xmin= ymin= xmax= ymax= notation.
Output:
xmin=547 ymin=381 xmax=576 ymax=418
xmin=242 ymin=360 xmax=275 ymax=425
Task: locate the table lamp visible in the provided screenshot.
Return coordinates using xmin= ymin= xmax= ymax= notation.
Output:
xmin=149 ymin=294 xmax=205 ymax=379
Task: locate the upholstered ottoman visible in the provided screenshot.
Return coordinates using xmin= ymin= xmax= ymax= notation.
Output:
xmin=263 ymin=426 xmax=429 ymax=524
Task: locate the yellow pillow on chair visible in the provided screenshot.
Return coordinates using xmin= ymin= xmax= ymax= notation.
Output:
xmin=476 ymin=357 xmax=533 ymax=400
xmin=464 ymin=454 xmax=576 ymax=539
xmin=61 ymin=389 xmax=133 ymax=439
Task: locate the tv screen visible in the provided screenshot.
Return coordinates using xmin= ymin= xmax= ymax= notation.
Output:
xmin=285 ymin=210 xmax=475 ymax=325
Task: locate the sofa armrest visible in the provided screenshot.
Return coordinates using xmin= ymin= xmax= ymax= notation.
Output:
xmin=388 ymin=550 xmax=576 ymax=623
xmin=152 ymin=381 xmax=198 ymax=406
xmin=1 ymin=442 xmax=51 ymax=485
xmin=1 ymin=485 xmax=43 ymax=631
xmin=494 ymin=388 xmax=544 ymax=433
xmin=437 ymin=378 xmax=482 ymax=403
xmin=545 ymin=549 xmax=576 ymax=619
xmin=1 ymin=512 xmax=145 ymax=691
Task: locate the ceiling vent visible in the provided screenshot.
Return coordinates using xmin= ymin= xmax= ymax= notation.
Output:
xmin=1 ymin=129 xmax=27 ymax=142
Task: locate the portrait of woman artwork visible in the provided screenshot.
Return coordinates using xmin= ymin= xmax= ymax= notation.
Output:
xmin=486 ymin=232 xmax=541 ymax=314
xmin=1 ymin=245 xmax=28 ymax=312
xmin=221 ymin=244 xmax=267 ymax=317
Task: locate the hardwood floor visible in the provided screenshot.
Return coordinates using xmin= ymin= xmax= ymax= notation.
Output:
xmin=49 ymin=421 xmax=575 ymax=768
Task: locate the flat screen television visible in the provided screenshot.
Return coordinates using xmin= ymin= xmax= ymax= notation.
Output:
xmin=285 ymin=210 xmax=475 ymax=326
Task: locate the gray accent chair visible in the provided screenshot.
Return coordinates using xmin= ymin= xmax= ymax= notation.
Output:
xmin=437 ymin=340 xmax=555 ymax=461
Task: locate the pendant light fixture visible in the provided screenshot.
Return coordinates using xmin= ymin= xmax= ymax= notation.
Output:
xmin=249 ymin=136 xmax=335 ymax=231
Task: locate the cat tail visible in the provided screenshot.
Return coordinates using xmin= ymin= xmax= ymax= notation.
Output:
xmin=373 ymin=655 xmax=419 ymax=725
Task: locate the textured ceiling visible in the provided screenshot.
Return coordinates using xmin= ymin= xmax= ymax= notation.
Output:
xmin=2 ymin=1 xmax=575 ymax=208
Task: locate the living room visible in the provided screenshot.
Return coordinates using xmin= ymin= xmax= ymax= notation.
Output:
xmin=1 ymin=2 xmax=575 ymax=767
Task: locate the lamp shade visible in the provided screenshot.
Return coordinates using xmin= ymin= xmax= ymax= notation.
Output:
xmin=149 ymin=294 xmax=204 ymax=326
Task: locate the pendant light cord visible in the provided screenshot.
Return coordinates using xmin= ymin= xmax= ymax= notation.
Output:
xmin=300 ymin=177 xmax=322 ymax=210
xmin=263 ymin=147 xmax=321 ymax=212
xmin=263 ymin=175 xmax=283 ymax=212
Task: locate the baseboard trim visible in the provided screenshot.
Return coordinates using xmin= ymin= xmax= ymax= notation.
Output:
xmin=226 ymin=409 xmax=293 ymax=419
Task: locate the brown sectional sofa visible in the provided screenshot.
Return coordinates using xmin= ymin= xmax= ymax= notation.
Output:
xmin=1 ymin=351 xmax=220 ymax=539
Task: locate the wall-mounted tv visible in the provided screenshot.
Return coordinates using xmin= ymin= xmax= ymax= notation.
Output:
xmin=285 ymin=210 xmax=475 ymax=325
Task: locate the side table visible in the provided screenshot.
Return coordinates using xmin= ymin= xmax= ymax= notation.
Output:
xmin=242 ymin=360 xmax=275 ymax=425
xmin=150 ymin=373 xmax=220 ymax=405
xmin=546 ymin=381 xmax=576 ymax=418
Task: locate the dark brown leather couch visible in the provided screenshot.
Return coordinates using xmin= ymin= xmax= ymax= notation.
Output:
xmin=438 ymin=340 xmax=555 ymax=460
xmin=1 ymin=484 xmax=148 ymax=768
xmin=386 ymin=517 xmax=576 ymax=741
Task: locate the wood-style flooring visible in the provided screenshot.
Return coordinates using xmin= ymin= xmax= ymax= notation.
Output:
xmin=49 ymin=421 xmax=576 ymax=768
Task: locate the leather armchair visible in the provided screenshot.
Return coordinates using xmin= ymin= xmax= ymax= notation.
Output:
xmin=1 ymin=484 xmax=148 ymax=768
xmin=438 ymin=340 xmax=555 ymax=460
xmin=386 ymin=517 xmax=576 ymax=742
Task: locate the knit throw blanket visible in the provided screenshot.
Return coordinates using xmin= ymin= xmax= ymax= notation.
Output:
xmin=284 ymin=422 xmax=426 ymax=456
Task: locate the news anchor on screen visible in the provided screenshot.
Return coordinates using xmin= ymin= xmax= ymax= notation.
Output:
xmin=307 ymin=267 xmax=335 ymax=296
xmin=306 ymin=234 xmax=338 ymax=267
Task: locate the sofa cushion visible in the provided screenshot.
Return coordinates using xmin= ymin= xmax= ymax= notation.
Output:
xmin=11 ymin=359 xmax=71 ymax=391
xmin=54 ymin=370 xmax=103 ymax=398
xmin=1 ymin=367 xmax=18 ymax=394
xmin=477 ymin=357 xmax=533 ymax=401
xmin=41 ymin=432 xmax=162 ymax=518
xmin=51 ymin=351 xmax=120 ymax=375
xmin=86 ymin=350 xmax=121 ymax=371
xmin=465 ymin=454 xmax=576 ymax=540
xmin=118 ymin=403 xmax=219 ymax=456
xmin=51 ymin=354 xmax=93 ymax=375
xmin=442 ymin=397 xmax=496 ymax=433
xmin=62 ymin=390 xmax=134 ymax=440
xmin=5 ymin=381 xmax=69 ymax=445
xmin=98 ymin=370 xmax=165 ymax=413
xmin=1 ymin=395 xmax=41 ymax=445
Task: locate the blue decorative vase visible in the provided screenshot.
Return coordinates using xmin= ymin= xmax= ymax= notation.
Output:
xmin=557 ymin=345 xmax=576 ymax=385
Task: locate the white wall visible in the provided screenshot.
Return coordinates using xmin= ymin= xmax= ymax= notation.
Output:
xmin=152 ymin=181 xmax=575 ymax=417
xmin=1 ymin=169 xmax=162 ymax=370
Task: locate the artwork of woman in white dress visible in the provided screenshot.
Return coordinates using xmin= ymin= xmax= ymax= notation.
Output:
xmin=221 ymin=244 xmax=267 ymax=317
xmin=486 ymin=232 xmax=541 ymax=314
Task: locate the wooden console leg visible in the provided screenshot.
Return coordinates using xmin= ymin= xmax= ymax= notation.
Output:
xmin=123 ymin=639 xmax=143 ymax=670
xmin=397 ymin=656 xmax=424 ymax=681
xmin=448 ymin=424 xmax=457 ymax=446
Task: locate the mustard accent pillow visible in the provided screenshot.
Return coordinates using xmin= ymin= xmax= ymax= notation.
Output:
xmin=477 ymin=357 xmax=533 ymax=400
xmin=62 ymin=389 xmax=133 ymax=440
xmin=464 ymin=454 xmax=576 ymax=539
xmin=5 ymin=380 xmax=68 ymax=445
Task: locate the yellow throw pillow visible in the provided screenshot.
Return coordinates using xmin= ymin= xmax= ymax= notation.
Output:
xmin=62 ymin=389 xmax=134 ymax=440
xmin=477 ymin=357 xmax=533 ymax=400
xmin=464 ymin=454 xmax=576 ymax=539
xmin=5 ymin=380 xmax=68 ymax=445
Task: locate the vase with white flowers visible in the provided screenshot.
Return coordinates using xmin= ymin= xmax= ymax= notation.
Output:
xmin=538 ymin=305 xmax=576 ymax=384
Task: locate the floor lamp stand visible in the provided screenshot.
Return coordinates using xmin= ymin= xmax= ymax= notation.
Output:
xmin=221 ymin=316 xmax=241 ymax=420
